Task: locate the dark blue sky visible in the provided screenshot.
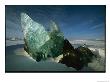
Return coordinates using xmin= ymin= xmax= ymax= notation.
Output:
xmin=6 ymin=5 xmax=106 ymax=40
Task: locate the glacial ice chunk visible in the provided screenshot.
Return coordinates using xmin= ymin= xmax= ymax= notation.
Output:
xmin=21 ymin=13 xmax=64 ymax=61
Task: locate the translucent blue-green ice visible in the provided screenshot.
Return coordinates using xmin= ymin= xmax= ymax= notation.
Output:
xmin=21 ymin=13 xmax=64 ymax=61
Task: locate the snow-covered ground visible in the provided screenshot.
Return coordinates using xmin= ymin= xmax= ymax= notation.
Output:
xmin=5 ymin=40 xmax=76 ymax=72
xmin=6 ymin=40 xmax=24 ymax=46
xmin=5 ymin=39 xmax=105 ymax=72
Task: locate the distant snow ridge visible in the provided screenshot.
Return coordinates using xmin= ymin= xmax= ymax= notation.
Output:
xmin=69 ymin=40 xmax=105 ymax=48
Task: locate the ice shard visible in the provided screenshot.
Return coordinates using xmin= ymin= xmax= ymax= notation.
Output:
xmin=21 ymin=13 xmax=64 ymax=61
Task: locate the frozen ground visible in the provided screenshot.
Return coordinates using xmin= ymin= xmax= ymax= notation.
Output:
xmin=6 ymin=40 xmax=76 ymax=72
xmin=5 ymin=40 xmax=105 ymax=72
xmin=6 ymin=40 xmax=24 ymax=46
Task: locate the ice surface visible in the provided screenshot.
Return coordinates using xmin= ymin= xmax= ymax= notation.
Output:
xmin=6 ymin=40 xmax=24 ymax=46
xmin=21 ymin=13 xmax=50 ymax=52
xmin=5 ymin=44 xmax=76 ymax=71
xmin=21 ymin=13 xmax=64 ymax=61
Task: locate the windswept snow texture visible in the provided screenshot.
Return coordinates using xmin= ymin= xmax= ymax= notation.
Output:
xmin=6 ymin=39 xmax=105 ymax=72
